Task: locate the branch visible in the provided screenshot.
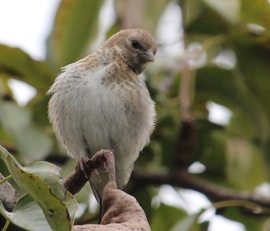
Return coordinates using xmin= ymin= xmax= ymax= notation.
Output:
xmin=72 ymin=183 xmax=151 ymax=231
xmin=68 ymin=150 xmax=151 ymax=231
xmin=64 ymin=150 xmax=116 ymax=195
xmin=131 ymin=170 xmax=270 ymax=212
xmin=0 ymin=173 xmax=19 ymax=211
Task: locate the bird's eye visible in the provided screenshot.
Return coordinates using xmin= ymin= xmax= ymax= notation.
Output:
xmin=131 ymin=40 xmax=143 ymax=50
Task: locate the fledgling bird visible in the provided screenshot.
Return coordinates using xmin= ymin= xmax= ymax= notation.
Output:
xmin=47 ymin=28 xmax=157 ymax=204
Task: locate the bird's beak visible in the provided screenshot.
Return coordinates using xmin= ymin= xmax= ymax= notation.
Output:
xmin=144 ymin=50 xmax=155 ymax=62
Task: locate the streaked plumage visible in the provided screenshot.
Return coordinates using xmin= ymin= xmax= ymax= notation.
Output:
xmin=48 ymin=28 xmax=157 ymax=202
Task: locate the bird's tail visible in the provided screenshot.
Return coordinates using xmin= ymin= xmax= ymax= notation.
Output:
xmin=89 ymin=168 xmax=109 ymax=222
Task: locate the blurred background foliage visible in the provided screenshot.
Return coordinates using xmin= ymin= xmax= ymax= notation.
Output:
xmin=1 ymin=0 xmax=270 ymax=230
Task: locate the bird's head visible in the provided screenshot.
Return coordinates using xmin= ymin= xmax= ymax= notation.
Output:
xmin=104 ymin=28 xmax=157 ymax=74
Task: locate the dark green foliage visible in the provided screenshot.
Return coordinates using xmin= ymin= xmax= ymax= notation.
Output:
xmin=1 ymin=0 xmax=270 ymax=230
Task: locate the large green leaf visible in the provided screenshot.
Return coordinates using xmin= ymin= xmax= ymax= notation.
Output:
xmin=231 ymin=32 xmax=270 ymax=119
xmin=222 ymin=207 xmax=266 ymax=231
xmin=0 ymin=45 xmax=55 ymax=91
xmin=183 ymin=0 xmax=229 ymax=35
xmin=240 ymin=0 xmax=270 ymax=28
xmin=115 ymin=0 xmax=169 ymax=33
xmin=195 ymin=121 xmax=226 ymax=179
xmin=28 ymin=94 xmax=51 ymax=126
xmin=195 ymin=67 xmax=269 ymax=146
xmin=0 ymin=100 xmax=52 ymax=163
xmin=202 ymin=0 xmax=240 ymax=24
xmin=151 ymin=203 xmax=187 ymax=231
xmin=24 ymin=161 xmax=66 ymax=200
xmin=226 ymin=137 xmax=267 ymax=190
xmin=0 ymin=145 xmax=78 ymax=231
xmin=169 ymin=211 xmax=203 ymax=231
xmin=0 ymin=193 xmax=78 ymax=231
xmin=46 ymin=0 xmax=104 ymax=68
xmin=134 ymin=187 xmax=153 ymax=221
xmin=0 ymin=194 xmax=52 ymax=231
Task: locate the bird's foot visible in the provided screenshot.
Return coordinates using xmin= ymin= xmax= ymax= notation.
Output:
xmin=75 ymin=156 xmax=91 ymax=179
xmin=64 ymin=149 xmax=116 ymax=195
xmin=91 ymin=149 xmax=116 ymax=185
xmin=75 ymin=149 xmax=115 ymax=180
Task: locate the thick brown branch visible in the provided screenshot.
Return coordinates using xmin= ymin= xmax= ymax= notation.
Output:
xmin=64 ymin=165 xmax=88 ymax=195
xmin=131 ymin=170 xmax=270 ymax=211
xmin=64 ymin=149 xmax=116 ymax=195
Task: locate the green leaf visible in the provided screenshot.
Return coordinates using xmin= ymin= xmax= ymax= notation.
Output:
xmin=134 ymin=187 xmax=152 ymax=221
xmin=169 ymin=210 xmax=204 ymax=231
xmin=222 ymin=207 xmax=265 ymax=231
xmin=0 ymin=145 xmax=78 ymax=231
xmin=240 ymin=0 xmax=270 ymax=29
xmin=0 ymin=194 xmax=52 ymax=231
xmin=196 ymin=67 xmax=269 ymax=146
xmin=202 ymin=0 xmax=240 ymax=24
xmin=196 ymin=121 xmax=226 ymax=178
xmin=0 ymin=77 xmax=12 ymax=96
xmin=46 ymin=0 xmax=104 ymax=68
xmin=184 ymin=1 xmax=229 ymax=35
xmin=24 ymin=161 xmax=65 ymax=200
xmin=231 ymin=32 xmax=270 ymax=123
xmin=151 ymin=203 xmax=187 ymax=231
xmin=0 ymin=45 xmax=55 ymax=91
xmin=115 ymin=0 xmax=169 ymax=34
xmin=29 ymin=94 xmax=51 ymax=126
xmin=0 ymin=100 xmax=53 ymax=163
xmin=226 ymin=137 xmax=267 ymax=190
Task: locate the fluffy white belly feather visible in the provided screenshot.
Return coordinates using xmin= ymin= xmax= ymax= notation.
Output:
xmin=48 ymin=64 xmax=155 ymax=189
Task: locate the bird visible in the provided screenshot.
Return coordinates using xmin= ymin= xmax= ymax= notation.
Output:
xmin=47 ymin=28 xmax=157 ymax=206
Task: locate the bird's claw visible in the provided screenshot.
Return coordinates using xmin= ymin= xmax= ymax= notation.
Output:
xmin=75 ymin=156 xmax=91 ymax=179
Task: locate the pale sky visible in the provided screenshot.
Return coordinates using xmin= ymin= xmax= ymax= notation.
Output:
xmin=0 ymin=1 xmax=243 ymax=230
xmin=0 ymin=0 xmax=60 ymax=60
